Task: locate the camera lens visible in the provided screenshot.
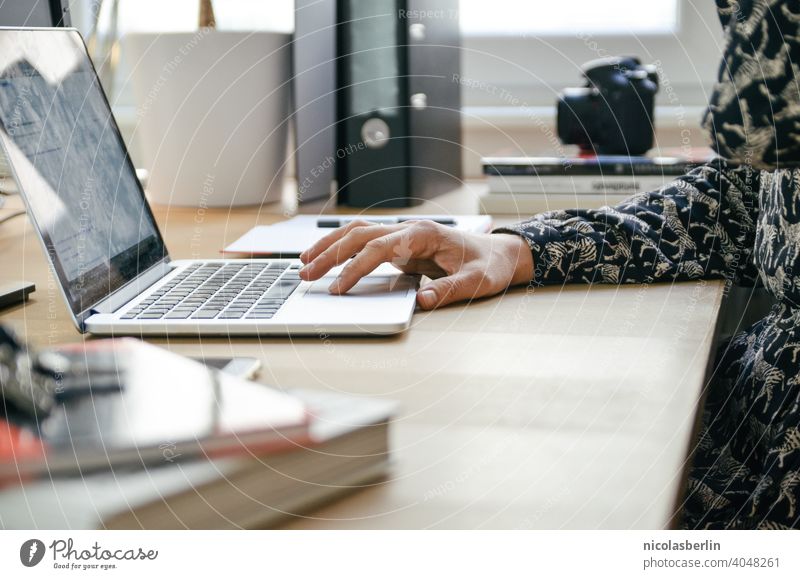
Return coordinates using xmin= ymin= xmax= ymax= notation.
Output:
xmin=557 ymin=88 xmax=599 ymax=151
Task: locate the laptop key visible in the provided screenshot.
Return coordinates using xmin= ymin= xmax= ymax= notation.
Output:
xmin=219 ymin=312 xmax=244 ymax=319
xmin=164 ymin=311 xmax=193 ymax=319
xmin=171 ymin=309 xmax=196 ymax=315
xmin=192 ymin=310 xmax=221 ymax=319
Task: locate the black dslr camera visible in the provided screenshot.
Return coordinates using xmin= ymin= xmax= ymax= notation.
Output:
xmin=557 ymin=57 xmax=659 ymax=156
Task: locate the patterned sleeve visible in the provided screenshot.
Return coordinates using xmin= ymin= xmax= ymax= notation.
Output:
xmin=494 ymin=159 xmax=761 ymax=286
xmin=704 ymin=0 xmax=800 ymax=169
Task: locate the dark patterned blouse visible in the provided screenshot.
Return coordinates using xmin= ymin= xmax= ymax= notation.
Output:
xmin=497 ymin=0 xmax=800 ymax=528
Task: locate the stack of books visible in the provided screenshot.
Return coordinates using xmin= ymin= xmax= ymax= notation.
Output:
xmin=0 ymin=339 xmax=395 ymax=529
xmin=480 ymin=155 xmax=698 ymax=215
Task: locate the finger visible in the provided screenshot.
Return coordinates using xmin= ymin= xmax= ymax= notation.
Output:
xmin=394 ymin=259 xmax=447 ymax=279
xmin=299 ymin=219 xmax=373 ymax=263
xmin=416 ymin=269 xmax=485 ymax=310
xmin=329 ymin=230 xmax=420 ymax=294
xmin=300 ymin=223 xmax=404 ymax=281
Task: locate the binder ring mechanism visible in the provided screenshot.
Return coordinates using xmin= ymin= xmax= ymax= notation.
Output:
xmin=361 ymin=118 xmax=391 ymax=149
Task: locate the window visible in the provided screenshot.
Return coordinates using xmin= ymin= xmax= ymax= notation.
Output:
xmin=69 ymin=0 xmax=722 ymax=127
xmin=460 ymin=0 xmax=679 ymax=36
xmin=460 ymin=0 xmax=723 ymax=110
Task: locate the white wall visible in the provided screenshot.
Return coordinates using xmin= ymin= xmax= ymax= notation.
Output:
xmin=94 ymin=0 xmax=721 ymax=178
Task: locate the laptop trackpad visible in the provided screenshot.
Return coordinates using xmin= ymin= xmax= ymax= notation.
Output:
xmin=305 ymin=275 xmax=404 ymax=297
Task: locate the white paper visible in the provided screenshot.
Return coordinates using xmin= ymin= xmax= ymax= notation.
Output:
xmin=223 ymin=214 xmax=493 ymax=256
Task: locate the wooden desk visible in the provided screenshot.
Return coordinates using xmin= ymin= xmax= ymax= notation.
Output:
xmin=0 ymin=186 xmax=725 ymax=529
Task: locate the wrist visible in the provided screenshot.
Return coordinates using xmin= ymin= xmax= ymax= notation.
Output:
xmin=495 ymin=233 xmax=534 ymax=286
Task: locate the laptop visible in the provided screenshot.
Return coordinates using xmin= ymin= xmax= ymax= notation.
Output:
xmin=0 ymin=28 xmax=417 ymax=336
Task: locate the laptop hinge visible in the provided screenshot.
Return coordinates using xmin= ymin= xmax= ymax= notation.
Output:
xmin=87 ymin=260 xmax=173 ymax=316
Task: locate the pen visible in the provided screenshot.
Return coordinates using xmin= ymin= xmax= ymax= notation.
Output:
xmin=316 ymin=217 xmax=457 ymax=228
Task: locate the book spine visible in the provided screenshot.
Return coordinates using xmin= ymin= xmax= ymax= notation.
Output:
xmin=483 ymin=159 xmax=694 ymax=177
xmin=487 ymin=175 xmax=677 ymax=195
xmin=479 ymin=190 xmax=631 ymax=216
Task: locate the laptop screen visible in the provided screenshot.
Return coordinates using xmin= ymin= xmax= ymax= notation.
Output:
xmin=0 ymin=29 xmax=166 ymax=316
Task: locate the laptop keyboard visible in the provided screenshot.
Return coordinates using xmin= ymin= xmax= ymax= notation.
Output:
xmin=120 ymin=262 xmax=301 ymax=321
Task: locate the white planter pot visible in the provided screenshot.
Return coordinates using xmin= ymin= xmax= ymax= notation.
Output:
xmin=125 ymin=31 xmax=290 ymax=207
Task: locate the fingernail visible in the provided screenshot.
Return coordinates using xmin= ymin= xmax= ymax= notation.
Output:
xmin=300 ymin=262 xmax=313 ymax=275
xmin=328 ymin=278 xmax=341 ymax=293
xmin=418 ymin=289 xmax=436 ymax=307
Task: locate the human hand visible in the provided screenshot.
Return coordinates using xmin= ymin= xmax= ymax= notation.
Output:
xmin=298 ymin=220 xmax=534 ymax=310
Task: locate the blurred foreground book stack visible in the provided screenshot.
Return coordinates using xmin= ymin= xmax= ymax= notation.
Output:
xmin=0 ymin=337 xmax=394 ymax=529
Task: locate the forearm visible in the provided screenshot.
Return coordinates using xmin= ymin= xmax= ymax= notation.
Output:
xmin=494 ymin=159 xmax=761 ymax=286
